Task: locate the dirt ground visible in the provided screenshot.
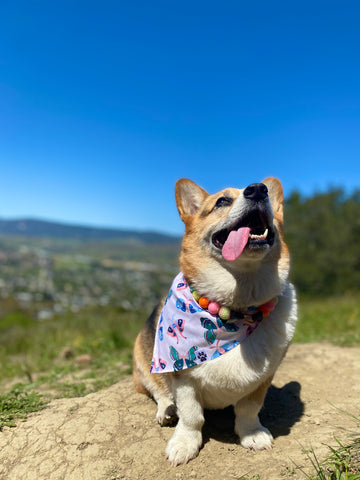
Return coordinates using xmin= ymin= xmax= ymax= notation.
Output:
xmin=0 ymin=343 xmax=359 ymax=480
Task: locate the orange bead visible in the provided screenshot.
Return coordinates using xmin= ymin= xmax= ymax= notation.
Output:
xmin=263 ymin=299 xmax=275 ymax=311
xmin=199 ymin=296 xmax=210 ymax=309
xmin=259 ymin=305 xmax=270 ymax=317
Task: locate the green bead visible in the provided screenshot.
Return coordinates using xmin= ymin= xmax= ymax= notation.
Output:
xmin=219 ymin=306 xmax=231 ymax=320
xmin=192 ymin=290 xmax=200 ymax=302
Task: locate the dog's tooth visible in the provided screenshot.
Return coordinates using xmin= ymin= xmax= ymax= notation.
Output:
xmin=249 ymin=228 xmax=268 ymax=240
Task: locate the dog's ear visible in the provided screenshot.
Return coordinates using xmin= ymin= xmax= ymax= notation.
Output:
xmin=262 ymin=177 xmax=284 ymax=219
xmin=175 ymin=179 xmax=208 ymax=222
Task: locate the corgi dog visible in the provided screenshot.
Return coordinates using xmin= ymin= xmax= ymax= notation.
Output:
xmin=133 ymin=177 xmax=297 ymax=466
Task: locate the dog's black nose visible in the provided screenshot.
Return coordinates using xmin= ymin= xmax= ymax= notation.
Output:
xmin=243 ymin=183 xmax=268 ymax=201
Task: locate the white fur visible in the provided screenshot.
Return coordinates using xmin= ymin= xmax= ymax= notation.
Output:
xmin=197 ymin=260 xmax=288 ymax=309
xmin=164 ymin=283 xmax=297 ymax=464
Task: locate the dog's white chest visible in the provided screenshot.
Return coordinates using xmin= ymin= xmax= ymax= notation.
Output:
xmin=181 ymin=283 xmax=297 ymax=409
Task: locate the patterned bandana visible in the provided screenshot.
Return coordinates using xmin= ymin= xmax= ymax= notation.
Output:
xmin=150 ymin=272 xmax=273 ymax=374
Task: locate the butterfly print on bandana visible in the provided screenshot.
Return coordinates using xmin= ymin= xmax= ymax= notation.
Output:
xmin=165 ymin=289 xmax=173 ymax=305
xmin=167 ymin=316 xmax=186 ymax=344
xmin=169 ymin=345 xmax=198 ymax=371
xmin=176 ymin=296 xmax=201 ymax=314
xmin=210 ymin=340 xmax=240 ymax=359
xmin=246 ymin=324 xmax=258 ymax=337
xmin=200 ymin=316 xmax=239 ymax=345
xmin=176 ymin=280 xmax=201 ymax=314
xmin=241 ymin=315 xmax=261 ymax=337
xmin=175 ymin=277 xmax=202 ymax=314
xmin=176 ymin=280 xmax=188 ymax=291
xmin=158 ymin=313 xmax=164 ymax=341
xmin=151 ymin=356 xmax=167 ymax=372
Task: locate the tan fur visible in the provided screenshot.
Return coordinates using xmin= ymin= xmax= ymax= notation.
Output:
xmin=133 ymin=305 xmax=172 ymax=395
xmin=132 ymin=177 xmax=297 ymax=465
xmin=132 ymin=335 xmax=151 ymax=395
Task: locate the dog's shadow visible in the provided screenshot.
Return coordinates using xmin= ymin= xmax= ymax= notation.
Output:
xmin=203 ymin=381 xmax=304 ymax=444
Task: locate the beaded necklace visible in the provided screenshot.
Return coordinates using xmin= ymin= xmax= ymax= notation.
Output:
xmin=189 ymin=285 xmax=278 ymax=322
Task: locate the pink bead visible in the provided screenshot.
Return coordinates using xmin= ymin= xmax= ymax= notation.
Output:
xmin=208 ymin=301 xmax=220 ymax=315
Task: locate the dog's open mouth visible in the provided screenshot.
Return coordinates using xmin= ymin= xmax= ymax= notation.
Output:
xmin=212 ymin=210 xmax=275 ymax=261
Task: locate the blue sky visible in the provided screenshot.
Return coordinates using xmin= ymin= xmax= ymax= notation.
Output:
xmin=0 ymin=1 xmax=359 ymax=235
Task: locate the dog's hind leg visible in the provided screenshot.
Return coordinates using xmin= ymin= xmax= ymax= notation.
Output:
xmin=234 ymin=376 xmax=274 ymax=450
xmin=133 ymin=327 xmax=177 ymax=426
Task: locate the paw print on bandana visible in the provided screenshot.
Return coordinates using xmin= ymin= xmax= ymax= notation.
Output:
xmin=196 ymin=351 xmax=208 ymax=363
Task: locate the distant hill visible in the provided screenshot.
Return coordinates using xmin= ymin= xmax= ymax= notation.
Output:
xmin=0 ymin=218 xmax=180 ymax=244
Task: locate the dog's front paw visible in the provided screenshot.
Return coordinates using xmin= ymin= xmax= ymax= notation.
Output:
xmin=239 ymin=426 xmax=273 ymax=451
xmin=165 ymin=430 xmax=202 ymax=466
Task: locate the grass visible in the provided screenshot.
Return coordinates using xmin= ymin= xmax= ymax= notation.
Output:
xmin=308 ymin=439 xmax=360 ymax=479
xmin=0 ymin=305 xmax=145 ymax=398
xmin=0 ymin=384 xmax=47 ymax=430
xmin=0 ymin=305 xmax=144 ymax=428
xmin=297 ymin=412 xmax=360 ymax=480
xmin=294 ymin=294 xmax=360 ymax=346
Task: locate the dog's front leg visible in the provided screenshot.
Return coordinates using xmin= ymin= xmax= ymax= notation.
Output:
xmin=165 ymin=375 xmax=204 ymax=466
xmin=234 ymin=377 xmax=273 ymax=451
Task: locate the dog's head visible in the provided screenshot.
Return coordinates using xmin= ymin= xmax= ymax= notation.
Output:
xmin=175 ymin=177 xmax=289 ymax=306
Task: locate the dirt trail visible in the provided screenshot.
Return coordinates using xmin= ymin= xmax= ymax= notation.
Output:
xmin=0 ymin=343 xmax=359 ymax=480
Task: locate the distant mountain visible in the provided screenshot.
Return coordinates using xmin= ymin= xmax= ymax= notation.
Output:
xmin=0 ymin=218 xmax=180 ymax=244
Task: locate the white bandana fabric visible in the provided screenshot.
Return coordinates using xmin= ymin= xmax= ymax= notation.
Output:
xmin=150 ymin=272 xmax=263 ymax=374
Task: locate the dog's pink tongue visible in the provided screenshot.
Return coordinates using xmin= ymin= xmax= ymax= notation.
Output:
xmin=222 ymin=227 xmax=250 ymax=261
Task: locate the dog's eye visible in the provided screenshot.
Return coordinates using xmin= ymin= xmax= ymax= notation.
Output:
xmin=215 ymin=197 xmax=233 ymax=208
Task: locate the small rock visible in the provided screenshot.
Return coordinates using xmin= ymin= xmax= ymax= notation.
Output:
xmin=75 ymin=354 xmax=92 ymax=365
xmin=59 ymin=346 xmax=74 ymax=359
